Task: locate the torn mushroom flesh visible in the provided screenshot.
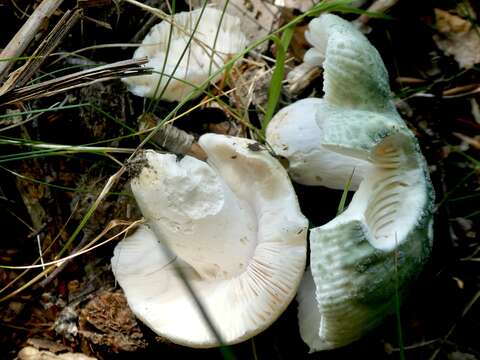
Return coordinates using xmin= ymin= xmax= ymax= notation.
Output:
xmin=112 ymin=134 xmax=307 ymax=347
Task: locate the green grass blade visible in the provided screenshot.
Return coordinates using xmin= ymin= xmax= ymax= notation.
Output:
xmin=337 ymin=168 xmax=355 ymax=215
xmin=260 ymin=26 xmax=295 ymax=136
xmin=0 ymin=103 xmax=90 ymax=120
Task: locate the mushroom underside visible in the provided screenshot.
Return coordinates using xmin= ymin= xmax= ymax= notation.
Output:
xmin=122 ymin=8 xmax=247 ymax=101
xmin=297 ymin=133 xmax=433 ymax=351
xmin=113 ymin=225 xmax=306 ymax=347
xmin=112 ymin=134 xmax=308 ymax=347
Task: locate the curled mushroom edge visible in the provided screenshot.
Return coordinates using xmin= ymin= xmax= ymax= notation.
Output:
xmin=266 ymin=13 xmax=435 ymax=351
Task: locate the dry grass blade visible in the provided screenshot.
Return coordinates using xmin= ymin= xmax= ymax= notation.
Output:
xmin=0 ymin=58 xmax=151 ymax=106
xmin=0 ymin=219 xmax=141 ymax=303
xmin=0 ymin=139 xmax=135 ymax=154
xmin=0 ymin=8 xmax=83 ymax=96
xmin=0 ymin=0 xmax=63 ymax=80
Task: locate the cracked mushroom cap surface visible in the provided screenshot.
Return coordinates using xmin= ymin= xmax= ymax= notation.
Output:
xmin=111 ymin=133 xmax=307 ymax=347
xmin=122 ymin=8 xmax=247 ymax=102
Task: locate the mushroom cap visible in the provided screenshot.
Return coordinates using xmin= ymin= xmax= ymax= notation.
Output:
xmin=123 ymin=8 xmax=247 ymax=102
xmin=298 ymin=132 xmax=434 ymax=351
xmin=266 ymin=97 xmax=369 ymax=188
xmin=111 ymin=134 xmax=307 ymax=347
xmin=304 ymin=13 xmax=393 ymax=112
xmin=272 ymin=13 xmax=436 ymax=351
xmin=266 ymin=12 xmax=400 ymax=186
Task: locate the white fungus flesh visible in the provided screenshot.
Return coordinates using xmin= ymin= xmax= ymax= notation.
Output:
xmin=264 ymin=13 xmax=434 ymax=351
xmin=123 ymin=8 xmax=247 ymax=102
xmin=112 ymin=134 xmax=308 ymax=347
xmin=266 ymin=97 xmax=370 ymax=188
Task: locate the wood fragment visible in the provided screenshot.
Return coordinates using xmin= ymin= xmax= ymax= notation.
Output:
xmin=471 ymin=98 xmax=480 ymax=124
xmin=443 ymin=84 xmax=480 ymax=96
xmin=0 ymin=8 xmax=83 ymax=96
xmin=395 ymin=77 xmax=427 ymax=85
xmin=354 ymin=0 xmax=400 ymax=28
xmin=0 ymin=0 xmax=63 ymax=80
xmin=453 ymin=132 xmax=480 ymax=150
xmin=286 ymin=62 xmax=322 ymax=96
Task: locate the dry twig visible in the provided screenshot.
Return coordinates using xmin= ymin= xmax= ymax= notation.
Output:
xmin=0 ymin=8 xmax=83 ymax=96
xmin=0 ymin=0 xmax=63 ymax=80
xmin=354 ymin=0 xmax=400 ymax=27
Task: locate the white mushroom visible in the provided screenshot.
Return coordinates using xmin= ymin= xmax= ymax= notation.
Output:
xmin=123 ymin=8 xmax=247 ymax=102
xmin=297 ymin=129 xmax=434 ymax=351
xmin=111 ymin=134 xmax=308 ymax=347
xmin=266 ymin=14 xmax=434 ymax=351
xmin=266 ymin=97 xmax=369 ymax=188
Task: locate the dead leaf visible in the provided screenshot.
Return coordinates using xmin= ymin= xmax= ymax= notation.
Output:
xmin=434 ymin=8 xmax=480 ymax=69
xmin=285 ymin=61 xmax=321 ymax=96
xmin=290 ymin=22 xmax=310 ymax=61
xmin=78 ymin=291 xmax=147 ymax=352
xmin=231 ymin=61 xmax=272 ymax=111
xmin=436 ymin=8 xmax=471 ymax=33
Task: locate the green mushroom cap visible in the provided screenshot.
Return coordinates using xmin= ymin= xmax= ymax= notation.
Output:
xmin=266 ymin=13 xmax=434 ymax=351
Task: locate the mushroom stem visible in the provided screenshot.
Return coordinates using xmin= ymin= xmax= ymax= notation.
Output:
xmin=140 ymin=113 xmax=207 ymax=160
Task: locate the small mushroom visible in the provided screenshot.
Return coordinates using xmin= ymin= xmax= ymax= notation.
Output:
xmin=267 ymin=14 xmax=434 ymax=351
xmin=111 ymin=134 xmax=307 ymax=347
xmin=123 ymin=8 xmax=247 ymax=102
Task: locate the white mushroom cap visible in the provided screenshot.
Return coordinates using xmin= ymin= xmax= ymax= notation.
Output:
xmin=123 ymin=8 xmax=247 ymax=102
xmin=265 ymin=13 xmax=435 ymax=351
xmin=266 ymin=97 xmax=369 ymax=188
xmin=266 ymin=12 xmax=396 ymax=186
xmin=111 ymin=134 xmax=307 ymax=347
